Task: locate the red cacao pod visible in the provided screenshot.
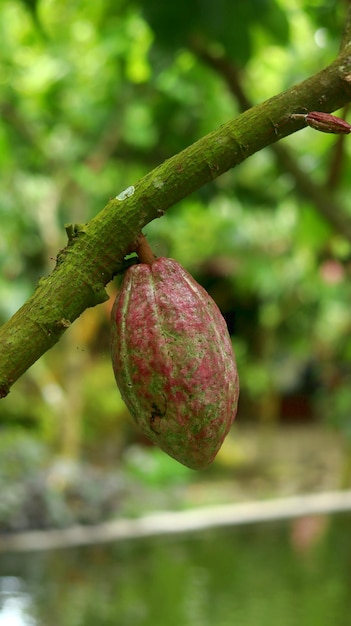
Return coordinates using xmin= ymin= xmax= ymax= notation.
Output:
xmin=111 ymin=257 xmax=239 ymax=469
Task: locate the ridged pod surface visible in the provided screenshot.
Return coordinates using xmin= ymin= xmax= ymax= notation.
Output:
xmin=111 ymin=258 xmax=239 ymax=469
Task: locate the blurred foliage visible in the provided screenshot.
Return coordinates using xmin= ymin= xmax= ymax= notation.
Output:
xmin=1 ymin=0 xmax=351 ymax=489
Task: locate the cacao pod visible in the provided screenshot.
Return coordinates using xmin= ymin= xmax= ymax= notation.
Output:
xmin=111 ymin=257 xmax=239 ymax=469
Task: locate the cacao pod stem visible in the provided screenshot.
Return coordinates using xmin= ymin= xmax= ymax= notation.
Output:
xmin=133 ymin=234 xmax=157 ymax=265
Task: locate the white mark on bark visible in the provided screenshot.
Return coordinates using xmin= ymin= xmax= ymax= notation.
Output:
xmin=116 ymin=186 xmax=135 ymax=200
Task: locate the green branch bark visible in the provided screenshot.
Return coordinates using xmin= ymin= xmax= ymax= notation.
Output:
xmin=1 ymin=47 xmax=351 ymax=398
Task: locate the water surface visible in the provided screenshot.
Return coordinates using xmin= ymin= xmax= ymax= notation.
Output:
xmin=0 ymin=514 xmax=350 ymax=626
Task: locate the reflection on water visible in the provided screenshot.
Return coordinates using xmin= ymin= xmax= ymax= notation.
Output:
xmin=0 ymin=514 xmax=350 ymax=626
xmin=0 ymin=577 xmax=35 ymax=626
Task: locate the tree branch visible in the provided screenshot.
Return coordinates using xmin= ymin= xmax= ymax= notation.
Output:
xmin=192 ymin=39 xmax=351 ymax=238
xmin=1 ymin=48 xmax=351 ymax=398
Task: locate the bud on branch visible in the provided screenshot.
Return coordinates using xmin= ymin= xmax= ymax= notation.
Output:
xmin=291 ymin=111 xmax=351 ymax=134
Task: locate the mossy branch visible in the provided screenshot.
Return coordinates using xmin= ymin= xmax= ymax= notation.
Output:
xmin=1 ymin=47 xmax=351 ymax=398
